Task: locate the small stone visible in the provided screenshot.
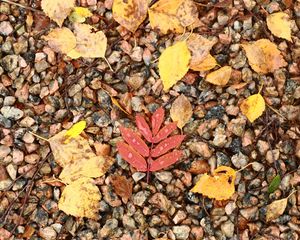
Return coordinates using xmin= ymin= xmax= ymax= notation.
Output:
xmin=0 ymin=145 xmax=11 ymax=159
xmin=39 ymin=227 xmax=57 ymax=240
xmin=0 ymin=21 xmax=13 ymax=36
xmin=22 ymin=132 xmax=35 ymax=143
xmin=19 ymin=116 xmax=35 ymax=127
xmin=189 ymin=142 xmax=212 ymax=158
xmin=25 ymin=154 xmax=40 ymax=164
xmin=149 ymin=193 xmax=175 ymax=215
xmin=0 ymin=178 xmax=12 ymax=190
xmin=101 ymin=185 xmax=122 ymax=207
xmin=99 ymin=219 xmax=118 ymax=238
xmin=190 ymin=227 xmax=204 ymax=240
xmin=154 ymin=171 xmax=172 ymax=184
xmin=172 ymin=225 xmax=190 ymax=240
xmin=0 ymin=228 xmax=12 ymax=239
xmin=128 ymin=73 xmax=144 ymax=90
xmin=3 ymin=96 xmax=16 ymax=106
xmin=188 ymin=160 xmax=210 ymax=174
xmin=1 ymin=55 xmax=19 ymax=72
xmin=34 ymin=60 xmax=49 ymax=73
xmin=12 ymin=149 xmax=24 ymax=165
xmin=133 ymin=191 xmax=150 ymax=207
xmin=131 ymin=96 xmax=143 ymax=112
xmin=1 ymin=106 xmax=24 ymax=120
xmin=265 ymin=149 xmax=280 ymax=164
xmin=173 ymin=210 xmax=187 ymax=224
xmin=0 ymin=115 xmax=12 ymax=128
xmin=6 ymin=164 xmax=17 ymax=180
xmin=240 ymin=206 xmax=258 ymax=220
xmin=225 ymin=202 xmax=236 ymax=215
xmin=221 ymin=220 xmax=234 ymax=238
xmin=122 ymin=215 xmax=136 ymax=229
xmin=130 ymin=47 xmax=143 ymax=62
xmin=132 ymin=172 xmax=146 ymax=182
xmin=257 ymin=140 xmax=269 ymax=155
xmin=231 ymin=152 xmax=249 ymax=169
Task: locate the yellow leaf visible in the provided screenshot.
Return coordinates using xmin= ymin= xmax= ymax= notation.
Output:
xmin=267 ymin=12 xmax=292 ymax=41
xmin=67 ymin=23 xmax=107 ymax=59
xmin=112 ymin=0 xmax=149 ymax=32
xmin=148 ymin=0 xmax=184 ymax=34
xmin=41 ymin=0 xmax=75 ymax=26
xmin=191 ymin=166 xmax=236 ymax=200
xmin=65 ymin=120 xmax=86 ymax=139
xmin=205 ymin=66 xmax=232 ymax=86
xmin=190 ymin=54 xmax=217 ymax=71
xmin=158 ymin=41 xmax=191 ymax=91
xmin=240 ymin=93 xmax=265 ymax=123
xmin=266 ymin=198 xmax=288 ymax=222
xmin=111 ymin=96 xmax=130 ymax=115
xmin=69 ymin=7 xmax=93 ymax=23
xmin=66 ymin=49 xmax=82 ymax=59
xmin=242 ymin=39 xmax=287 ymax=74
xmin=58 ymin=177 xmax=101 ymax=219
xmin=170 ymin=94 xmax=193 ymax=129
xmin=44 ymin=28 xmax=76 ymax=54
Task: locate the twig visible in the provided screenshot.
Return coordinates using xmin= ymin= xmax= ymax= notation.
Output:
xmin=28 ymin=131 xmax=49 ymax=142
xmin=0 ymin=0 xmax=43 ymax=13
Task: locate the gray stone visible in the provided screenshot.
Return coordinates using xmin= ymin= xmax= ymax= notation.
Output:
xmin=132 ymin=172 xmax=146 ymax=182
xmin=99 ymin=219 xmax=118 ymax=238
xmin=221 ymin=220 xmax=234 ymax=238
xmin=0 ymin=145 xmax=11 ymax=159
xmin=122 ymin=215 xmax=136 ymax=229
xmin=1 ymin=55 xmax=18 ymax=72
xmin=154 ymin=171 xmax=173 ymax=184
xmin=172 ymin=225 xmax=190 ymax=240
xmin=34 ymin=60 xmax=49 ymax=73
xmin=231 ymin=152 xmax=249 ymax=169
xmin=0 ymin=21 xmax=13 ymax=36
xmin=3 ymin=96 xmax=16 ymax=106
xmin=133 ymin=191 xmax=150 ymax=207
xmin=39 ymin=227 xmax=57 ymax=240
xmin=0 ymin=114 xmax=12 ymax=128
xmin=68 ymin=84 xmax=82 ymax=97
xmin=1 ymin=106 xmax=24 ymax=120
xmin=0 ymin=179 xmax=12 ymax=190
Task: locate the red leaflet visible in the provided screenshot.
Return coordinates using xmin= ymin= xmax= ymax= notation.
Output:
xmin=151 ymin=107 xmax=164 ymax=136
xmin=150 ymin=150 xmax=183 ymax=171
xmin=119 ymin=127 xmax=149 ymax=157
xmin=116 ymin=142 xmax=147 ymax=172
xmin=152 ymin=122 xmax=177 ymax=143
xmin=136 ymin=115 xmax=152 ymax=143
xmin=151 ymin=135 xmax=185 ymax=158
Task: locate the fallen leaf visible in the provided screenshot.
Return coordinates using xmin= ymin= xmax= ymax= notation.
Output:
xmin=170 ymin=94 xmax=193 ymax=129
xmin=110 ymin=175 xmax=133 ymax=203
xmin=150 ymin=150 xmax=183 ymax=171
xmin=22 ymin=225 xmax=35 ymax=239
xmin=240 ymin=93 xmax=266 ymax=122
xmin=176 ymin=0 xmax=198 ymax=27
xmin=151 ymin=135 xmax=185 ymax=157
xmin=69 ymin=7 xmax=93 ymax=23
xmin=44 ymin=27 xmax=77 ymax=54
xmin=268 ymin=175 xmax=281 ymax=194
xmin=136 ymin=115 xmax=152 ymax=143
xmin=266 ymin=198 xmax=288 ymax=222
xmin=112 ymin=0 xmax=149 ymax=32
xmin=64 ymin=120 xmax=86 ymax=142
xmin=152 ymin=122 xmax=177 ymax=143
xmin=267 ymin=12 xmax=292 ymax=41
xmin=190 ymin=54 xmax=217 ymax=71
xmin=242 ymin=39 xmax=287 ymax=74
xmin=158 ymin=41 xmax=191 ymax=91
xmin=67 ymin=23 xmax=107 ymax=59
xmin=205 ymin=66 xmax=232 ymax=86
xmin=111 ymin=96 xmax=130 ymax=115
xmin=58 ymin=177 xmax=101 ymax=219
xmin=41 ymin=0 xmax=75 ymax=26
xmin=190 ymin=166 xmax=236 ymax=200
xmin=151 ymin=107 xmax=165 ymax=136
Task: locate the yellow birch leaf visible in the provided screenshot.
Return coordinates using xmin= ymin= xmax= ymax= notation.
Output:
xmin=66 ymin=49 xmax=82 ymax=59
xmin=190 ymin=54 xmax=217 ymax=71
xmin=170 ymin=94 xmax=193 ymax=129
xmin=267 ymin=12 xmax=292 ymax=41
xmin=65 ymin=120 xmax=86 ymax=140
xmin=205 ymin=66 xmax=232 ymax=86
xmin=44 ymin=27 xmax=77 ymax=54
xmin=242 ymin=39 xmax=287 ymax=74
xmin=158 ymin=41 xmax=191 ymax=91
xmin=67 ymin=23 xmax=107 ymax=59
xmin=191 ymin=166 xmax=236 ymax=200
xmin=41 ymin=0 xmax=75 ymax=26
xmin=240 ymin=93 xmax=266 ymax=123
xmin=112 ymin=0 xmax=149 ymax=33
xmin=266 ymin=198 xmax=288 ymax=222
xmin=69 ymin=7 xmax=93 ymax=23
xmin=58 ymin=177 xmax=101 ymax=219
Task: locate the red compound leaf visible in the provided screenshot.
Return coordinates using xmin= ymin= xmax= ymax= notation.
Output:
xmin=116 ymin=142 xmax=147 ymax=172
xmin=119 ymin=126 xmax=149 ymax=157
xmin=152 ymin=122 xmax=177 ymax=143
xmin=151 ymin=135 xmax=185 ymax=158
xmin=150 ymin=150 xmax=183 ymax=171
xmin=136 ymin=115 xmax=152 ymax=143
xmin=151 ymin=107 xmax=164 ymax=136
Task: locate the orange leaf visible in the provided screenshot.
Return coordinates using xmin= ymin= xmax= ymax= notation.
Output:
xmin=110 ymin=175 xmax=133 ymax=203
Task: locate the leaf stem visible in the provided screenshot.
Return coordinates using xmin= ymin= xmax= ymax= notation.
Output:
xmin=236 ymin=162 xmax=254 ymax=173
xmin=287 ymin=189 xmax=297 ymax=199
xmin=28 ymin=131 xmax=49 ymax=142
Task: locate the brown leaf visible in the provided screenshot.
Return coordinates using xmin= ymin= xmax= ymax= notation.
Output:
xmin=266 ymin=198 xmax=288 ymax=222
xmin=170 ymin=94 xmax=193 ymax=129
xmin=22 ymin=225 xmax=35 ymax=239
xmin=176 ymin=0 xmax=198 ymax=27
xmin=110 ymin=175 xmax=133 ymax=203
xmin=205 ymin=66 xmax=232 ymax=86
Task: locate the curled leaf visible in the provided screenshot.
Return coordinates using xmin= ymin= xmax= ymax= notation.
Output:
xmin=267 ymin=12 xmax=292 ymax=41
xmin=170 ymin=94 xmax=193 ymax=129
xmin=240 ymin=93 xmax=266 ymax=123
xmin=205 ymin=66 xmax=232 ymax=86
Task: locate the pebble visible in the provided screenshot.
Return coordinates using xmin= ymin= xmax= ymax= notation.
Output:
xmin=39 ymin=227 xmax=57 ymax=240
xmin=1 ymin=106 xmax=24 ymax=120
xmin=154 ymin=171 xmax=173 ymax=184
xmin=149 ymin=193 xmax=175 ymax=215
xmin=173 ymin=210 xmax=187 ymax=224
xmin=34 ymin=59 xmax=49 ymax=73
xmin=0 ymin=21 xmax=13 ymax=36
xmin=189 ymin=142 xmax=212 ymax=158
xmin=133 ymin=191 xmax=150 ymax=207
xmin=0 ymin=178 xmax=12 ymax=191
xmin=99 ymin=219 xmax=118 ymax=238
xmin=0 ymin=145 xmax=11 ymax=159
xmin=240 ymin=206 xmax=258 ymax=220
xmin=122 ymin=215 xmax=136 ymax=229
xmin=132 ymin=172 xmax=146 ymax=182
xmin=172 ymin=225 xmax=190 ymax=240
xmin=6 ymin=163 xmax=17 ymax=180
xmin=231 ymin=152 xmax=249 ymax=168
xmin=12 ymin=148 xmax=24 ymax=165
xmin=221 ymin=220 xmax=234 ymax=238
xmin=1 ymin=55 xmax=19 ymax=72
xmin=130 ymin=47 xmax=143 ymax=62
xmin=3 ymin=96 xmax=16 ymax=106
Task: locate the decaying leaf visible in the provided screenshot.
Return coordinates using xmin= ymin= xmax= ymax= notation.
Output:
xmin=111 ymin=96 xmax=130 ymax=115
xmin=64 ymin=120 xmax=86 ymax=142
xmin=267 ymin=12 xmax=292 ymax=41
xmin=176 ymin=0 xmax=198 ymax=27
xmin=242 ymin=39 xmax=287 ymax=74
xmin=190 ymin=54 xmax=218 ymax=71
xmin=170 ymin=94 xmax=193 ymax=129
xmin=110 ymin=175 xmax=133 ymax=203
xmin=191 ymin=166 xmax=236 ymax=200
xmin=67 ymin=23 xmax=107 ymax=59
xmin=69 ymin=7 xmax=93 ymax=23
xmin=158 ymin=41 xmax=191 ymax=91
xmin=266 ymin=198 xmax=288 ymax=222
xmin=41 ymin=0 xmax=75 ymax=26
xmin=112 ymin=0 xmax=149 ymax=32
xmin=240 ymin=93 xmax=265 ymax=123
xmin=58 ymin=177 xmax=101 ymax=219
xmin=205 ymin=66 xmax=232 ymax=86
xmin=268 ymin=175 xmax=281 ymax=194
xmin=44 ymin=27 xmax=76 ymax=54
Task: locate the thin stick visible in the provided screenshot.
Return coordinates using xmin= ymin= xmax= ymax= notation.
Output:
xmin=287 ymin=189 xmax=297 ymax=199
xmin=28 ymin=131 xmax=49 ymax=142
xmin=0 ymin=0 xmax=43 ymax=13
xmin=236 ymin=162 xmax=254 ymax=173
xmin=266 ymin=104 xmax=287 ymax=120
xmin=104 ymin=57 xmax=114 ymax=72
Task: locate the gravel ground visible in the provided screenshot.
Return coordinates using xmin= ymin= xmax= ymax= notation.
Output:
xmin=0 ymin=0 xmax=300 ymax=239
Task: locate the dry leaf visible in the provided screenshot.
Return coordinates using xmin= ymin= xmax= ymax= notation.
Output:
xmin=58 ymin=177 xmax=101 ymax=219
xmin=267 ymin=12 xmax=292 ymax=41
xmin=240 ymin=93 xmax=265 ymax=123
xmin=158 ymin=41 xmax=191 ymax=91
xmin=41 ymin=0 xmax=75 ymax=26
xmin=191 ymin=166 xmax=236 ymax=200
xmin=111 ymin=96 xmax=130 ymax=115
xmin=112 ymin=0 xmax=149 ymax=32
xmin=69 ymin=7 xmax=93 ymax=23
xmin=266 ymin=198 xmax=288 ymax=222
xmin=176 ymin=0 xmax=198 ymax=27
xmin=205 ymin=66 xmax=232 ymax=86
xmin=191 ymin=54 xmax=217 ymax=71
xmin=242 ymin=39 xmax=287 ymax=74
xmin=110 ymin=175 xmax=133 ymax=203
xmin=170 ymin=94 xmax=193 ymax=129
xmin=44 ymin=27 xmax=76 ymax=54
xmin=67 ymin=23 xmax=107 ymax=59
xmin=64 ymin=120 xmax=86 ymax=142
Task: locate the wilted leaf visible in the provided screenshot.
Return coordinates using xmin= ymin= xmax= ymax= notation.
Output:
xmin=268 ymin=175 xmax=281 ymax=194
xmin=159 ymin=41 xmax=191 ymax=91
xmin=191 ymin=166 xmax=236 ymax=200
xmin=151 ymin=107 xmax=165 ymax=136
xmin=111 ymin=96 xmax=130 ymax=115
xmin=205 ymin=66 xmax=232 ymax=86
xmin=242 ymin=39 xmax=287 ymax=74
xmin=44 ymin=27 xmax=76 ymax=54
xmin=58 ymin=177 xmax=101 ymax=219
xmin=267 ymin=12 xmax=291 ymax=41
xmin=190 ymin=54 xmax=217 ymax=71
xmin=170 ymin=94 xmax=193 ymax=129
xmin=240 ymin=93 xmax=265 ymax=123
xmin=136 ymin=115 xmax=152 ymax=143
xmin=64 ymin=120 xmax=86 ymax=142
xmin=113 ymin=0 xmax=149 ymax=32
xmin=152 ymin=122 xmax=177 ymax=143
xmin=150 ymin=150 xmax=183 ymax=171
xmin=111 ymin=175 xmax=133 ymax=203
xmin=67 ymin=23 xmax=107 ymax=59
xmin=151 ymin=135 xmax=185 ymax=157
xmin=266 ymin=198 xmax=288 ymax=222
xmin=41 ymin=0 xmax=75 ymax=26
xmin=176 ymin=0 xmax=198 ymax=27
xmin=69 ymin=7 xmax=93 ymax=23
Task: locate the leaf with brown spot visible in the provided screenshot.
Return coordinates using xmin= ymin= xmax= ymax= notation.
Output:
xmin=170 ymin=94 xmax=193 ymax=129
xmin=111 ymin=175 xmax=133 ymax=203
xmin=176 ymin=0 xmax=198 ymax=27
